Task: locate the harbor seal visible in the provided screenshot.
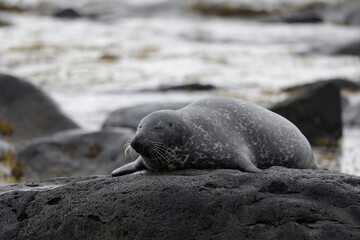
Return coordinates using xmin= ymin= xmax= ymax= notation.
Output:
xmin=111 ymin=97 xmax=316 ymax=176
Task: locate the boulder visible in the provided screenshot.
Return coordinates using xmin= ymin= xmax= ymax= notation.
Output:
xmin=283 ymin=78 xmax=360 ymax=92
xmin=271 ymin=82 xmax=342 ymax=145
xmin=52 ymin=8 xmax=82 ymax=19
xmin=0 ymin=168 xmax=359 ymax=239
xmin=102 ymin=102 xmax=190 ymax=130
xmin=17 ymin=128 xmax=136 ymax=179
xmin=144 ymin=83 xmax=217 ymax=92
xmin=330 ymin=39 xmax=360 ymax=57
xmin=0 ymin=74 xmax=79 ymax=145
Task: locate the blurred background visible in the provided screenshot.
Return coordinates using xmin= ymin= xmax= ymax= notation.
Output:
xmin=0 ymin=0 xmax=359 ymax=185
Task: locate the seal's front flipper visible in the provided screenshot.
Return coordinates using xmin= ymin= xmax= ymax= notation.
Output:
xmin=111 ymin=157 xmax=146 ymax=177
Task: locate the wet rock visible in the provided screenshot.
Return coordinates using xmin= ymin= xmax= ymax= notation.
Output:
xmin=0 ymin=74 xmax=79 ymax=145
xmin=330 ymin=39 xmax=360 ymax=57
xmin=0 ymin=168 xmax=359 ymax=239
xmin=17 ymin=128 xmax=136 ymax=179
xmin=52 ymin=8 xmax=82 ymax=19
xmin=157 ymin=83 xmax=216 ymax=92
xmin=343 ymin=102 xmax=360 ymax=126
xmin=189 ymin=1 xmax=274 ymax=18
xmin=284 ymin=78 xmax=360 ymax=92
xmin=102 ymin=102 xmax=190 ymax=130
xmin=276 ymin=11 xmax=323 ymax=24
xmin=271 ymin=82 xmax=342 ymax=145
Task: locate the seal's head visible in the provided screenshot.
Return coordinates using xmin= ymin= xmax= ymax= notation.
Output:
xmin=129 ymin=110 xmax=192 ymax=170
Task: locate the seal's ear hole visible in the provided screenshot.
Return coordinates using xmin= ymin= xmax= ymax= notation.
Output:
xmin=138 ymin=125 xmax=142 ymax=129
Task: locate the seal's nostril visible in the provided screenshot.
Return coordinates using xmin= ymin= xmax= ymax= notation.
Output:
xmin=131 ymin=135 xmax=144 ymax=150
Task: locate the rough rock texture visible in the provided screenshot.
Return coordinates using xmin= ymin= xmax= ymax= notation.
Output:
xmin=17 ymin=128 xmax=136 ymax=179
xmin=0 ymin=74 xmax=79 ymax=145
xmin=102 ymin=102 xmax=189 ymax=130
xmin=0 ymin=168 xmax=359 ymax=240
xmin=271 ymin=82 xmax=342 ymax=145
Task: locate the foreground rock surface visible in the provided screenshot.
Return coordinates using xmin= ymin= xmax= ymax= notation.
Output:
xmin=0 ymin=168 xmax=359 ymax=240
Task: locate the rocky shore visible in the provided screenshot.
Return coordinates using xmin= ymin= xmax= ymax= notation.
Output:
xmin=1 ymin=168 xmax=359 ymax=239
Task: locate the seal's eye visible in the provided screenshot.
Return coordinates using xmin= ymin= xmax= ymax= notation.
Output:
xmin=169 ymin=122 xmax=173 ymax=127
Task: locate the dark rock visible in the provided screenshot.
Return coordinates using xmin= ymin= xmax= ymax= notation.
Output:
xmin=102 ymin=102 xmax=190 ymax=130
xmin=157 ymin=83 xmax=216 ymax=92
xmin=279 ymin=11 xmax=323 ymax=23
xmin=189 ymin=1 xmax=275 ymax=18
xmin=271 ymin=82 xmax=342 ymax=145
xmin=0 ymin=73 xmax=79 ymax=145
xmin=343 ymin=102 xmax=360 ymax=126
xmin=17 ymin=128 xmax=136 ymax=179
xmin=284 ymin=78 xmax=360 ymax=92
xmin=0 ymin=168 xmax=359 ymax=239
xmin=52 ymin=8 xmax=81 ymax=19
xmin=330 ymin=39 xmax=360 ymax=57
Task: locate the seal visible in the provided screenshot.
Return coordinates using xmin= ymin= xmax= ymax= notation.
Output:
xmin=111 ymin=97 xmax=316 ymax=176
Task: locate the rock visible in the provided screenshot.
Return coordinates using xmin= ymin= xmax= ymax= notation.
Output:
xmin=284 ymin=78 xmax=360 ymax=92
xmin=102 ymin=102 xmax=190 ymax=130
xmin=279 ymin=12 xmax=323 ymax=24
xmin=0 ymin=74 xmax=79 ymax=145
xmin=157 ymin=83 xmax=216 ymax=92
xmin=52 ymin=8 xmax=81 ymax=19
xmin=343 ymin=102 xmax=360 ymax=126
xmin=17 ymin=128 xmax=136 ymax=179
xmin=0 ymin=168 xmax=359 ymax=239
xmin=330 ymin=39 xmax=360 ymax=57
xmin=271 ymin=82 xmax=342 ymax=145
xmin=189 ymin=1 xmax=274 ymax=18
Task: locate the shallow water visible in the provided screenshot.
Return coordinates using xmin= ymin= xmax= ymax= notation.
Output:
xmin=0 ymin=0 xmax=359 ymax=180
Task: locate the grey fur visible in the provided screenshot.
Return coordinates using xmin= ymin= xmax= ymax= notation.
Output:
xmin=112 ymin=97 xmax=316 ymax=176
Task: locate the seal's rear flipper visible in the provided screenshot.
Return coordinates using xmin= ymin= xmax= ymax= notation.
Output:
xmin=111 ymin=157 xmax=146 ymax=177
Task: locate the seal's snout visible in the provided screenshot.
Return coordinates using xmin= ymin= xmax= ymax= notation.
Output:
xmin=131 ymin=135 xmax=144 ymax=151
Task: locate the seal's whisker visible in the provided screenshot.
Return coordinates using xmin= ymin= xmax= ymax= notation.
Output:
xmin=149 ymin=147 xmax=167 ymax=165
xmin=152 ymin=146 xmax=171 ymax=165
xmin=152 ymin=142 xmax=176 ymax=154
xmin=152 ymin=145 xmax=175 ymax=165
